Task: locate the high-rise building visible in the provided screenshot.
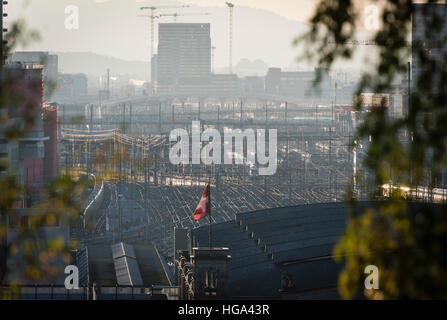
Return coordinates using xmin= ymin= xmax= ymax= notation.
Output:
xmin=7 ymin=51 xmax=58 ymax=100
xmin=265 ymin=67 xmax=332 ymax=100
xmin=157 ymin=23 xmax=211 ymax=94
xmin=2 ymin=63 xmax=46 ymax=199
xmin=1 ymin=64 xmax=68 ymax=285
xmin=1 ymin=63 xmax=59 ymax=197
xmin=53 ymin=73 xmax=88 ymax=100
xmin=412 ymin=3 xmax=447 ymax=96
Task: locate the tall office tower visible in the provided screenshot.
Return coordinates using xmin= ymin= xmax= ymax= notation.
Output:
xmin=157 ymin=23 xmax=211 ymax=94
xmin=412 ymin=3 xmax=447 ymax=96
xmin=2 ymin=64 xmax=46 ymax=204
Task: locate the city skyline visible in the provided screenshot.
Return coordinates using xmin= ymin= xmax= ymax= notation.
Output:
xmin=1 ymin=0 xmax=447 ymax=304
xmin=7 ymin=0 xmax=377 ymax=76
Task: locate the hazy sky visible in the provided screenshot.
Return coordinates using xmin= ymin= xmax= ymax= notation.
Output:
xmin=172 ymin=0 xmax=316 ymax=22
xmin=6 ymin=0 xmax=381 ymax=77
xmin=92 ymin=0 xmax=318 ymax=22
xmin=8 ymin=0 xmax=315 ymax=64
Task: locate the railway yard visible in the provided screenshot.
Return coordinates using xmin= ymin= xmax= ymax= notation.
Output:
xmin=61 ymin=97 xmax=364 ymax=266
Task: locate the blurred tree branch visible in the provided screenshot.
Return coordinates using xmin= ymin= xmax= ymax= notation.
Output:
xmin=0 ymin=19 xmax=85 ymax=297
xmin=297 ymin=0 xmax=447 ymax=299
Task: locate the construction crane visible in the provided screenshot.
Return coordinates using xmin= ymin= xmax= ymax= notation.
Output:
xmin=138 ymin=5 xmax=190 ymax=81
xmin=157 ymin=12 xmax=210 ymax=23
xmin=225 ymin=2 xmax=234 ymax=74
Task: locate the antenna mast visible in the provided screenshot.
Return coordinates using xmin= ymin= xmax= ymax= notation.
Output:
xmin=225 ymin=2 xmax=234 ymax=74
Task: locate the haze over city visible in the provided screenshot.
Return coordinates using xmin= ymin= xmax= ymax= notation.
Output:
xmin=1 ymin=0 xmax=447 ymax=306
xmin=8 ymin=0 xmax=378 ymax=81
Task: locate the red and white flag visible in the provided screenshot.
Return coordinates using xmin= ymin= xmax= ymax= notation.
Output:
xmin=193 ymin=183 xmax=210 ymax=221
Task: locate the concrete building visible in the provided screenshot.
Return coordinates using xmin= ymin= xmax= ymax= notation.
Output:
xmin=77 ymin=242 xmax=172 ymax=289
xmin=7 ymin=51 xmax=58 ymax=100
xmin=2 ymin=63 xmax=46 ymax=198
xmin=2 ymin=66 xmax=59 ymax=190
xmin=6 ymin=206 xmax=71 ymax=285
xmin=265 ymin=68 xmax=332 ymax=100
xmin=151 ymin=54 xmax=158 ymax=85
xmin=357 ymin=93 xmax=390 ymax=110
xmin=1 ymin=63 xmax=67 ymax=285
xmin=192 ymin=202 xmax=352 ymax=299
xmin=53 ymin=73 xmax=88 ymax=101
xmin=43 ymin=104 xmax=58 ymax=183
xmin=157 ymin=23 xmax=211 ymax=94
xmin=243 ymin=76 xmax=265 ymax=95
xmin=412 ymin=3 xmax=447 ymax=96
xmin=177 ymin=246 xmax=231 ymax=300
xmin=335 ymin=82 xmax=357 ymax=105
xmin=208 ymin=74 xmax=239 ymax=95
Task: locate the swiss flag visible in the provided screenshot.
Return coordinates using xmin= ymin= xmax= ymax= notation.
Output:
xmin=193 ymin=184 xmax=210 ymax=221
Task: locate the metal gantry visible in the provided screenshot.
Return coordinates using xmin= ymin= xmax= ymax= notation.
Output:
xmin=225 ymin=2 xmax=234 ymax=74
xmin=62 ymin=96 xmax=361 ymax=266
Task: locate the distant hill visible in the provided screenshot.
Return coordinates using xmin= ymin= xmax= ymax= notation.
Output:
xmin=233 ymin=59 xmax=269 ymax=77
xmin=54 ymin=52 xmax=272 ymax=80
xmin=54 ymin=51 xmax=149 ymax=80
xmin=9 ymin=0 xmax=311 ymax=78
xmin=9 ymin=0 xmax=377 ymax=80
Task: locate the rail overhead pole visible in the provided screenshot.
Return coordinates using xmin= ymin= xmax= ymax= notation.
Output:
xmin=225 ymin=2 xmax=234 ymax=74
